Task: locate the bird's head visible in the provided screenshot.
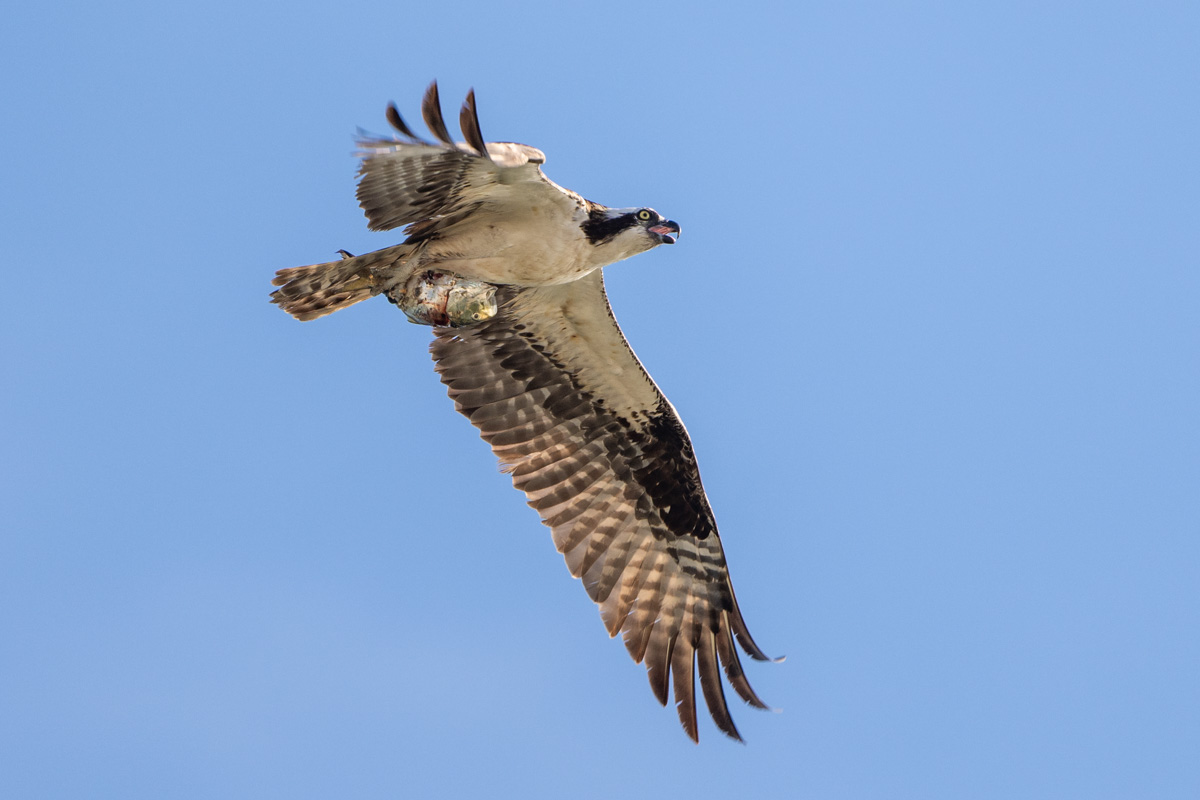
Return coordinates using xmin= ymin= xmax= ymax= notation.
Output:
xmin=581 ymin=205 xmax=681 ymax=264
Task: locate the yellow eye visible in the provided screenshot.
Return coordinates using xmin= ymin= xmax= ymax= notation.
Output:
xmin=636 ymin=209 xmax=653 ymax=221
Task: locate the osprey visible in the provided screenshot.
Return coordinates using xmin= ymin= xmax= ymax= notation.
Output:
xmin=271 ymin=83 xmax=776 ymax=741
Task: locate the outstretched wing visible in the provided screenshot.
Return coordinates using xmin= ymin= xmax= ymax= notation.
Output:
xmin=355 ymin=82 xmax=566 ymax=239
xmin=431 ymin=271 xmax=774 ymax=741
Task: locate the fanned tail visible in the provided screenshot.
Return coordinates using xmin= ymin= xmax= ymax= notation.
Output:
xmin=270 ymin=244 xmax=413 ymax=321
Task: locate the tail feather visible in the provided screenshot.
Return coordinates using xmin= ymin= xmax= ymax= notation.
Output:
xmin=270 ymin=244 xmax=413 ymax=321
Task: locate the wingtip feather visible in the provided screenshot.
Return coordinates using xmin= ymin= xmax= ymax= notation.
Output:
xmin=715 ymin=614 xmax=773 ymax=711
xmin=421 ymin=80 xmax=456 ymax=147
xmin=385 ymin=102 xmax=426 ymax=142
xmin=460 ymin=88 xmax=492 ymax=161
xmin=697 ymin=629 xmax=744 ymax=742
xmin=672 ymin=641 xmax=699 ymax=742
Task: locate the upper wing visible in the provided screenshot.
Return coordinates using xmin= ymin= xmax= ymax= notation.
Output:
xmin=355 ymin=82 xmax=564 ymax=237
xmin=431 ymin=271 xmax=775 ymax=741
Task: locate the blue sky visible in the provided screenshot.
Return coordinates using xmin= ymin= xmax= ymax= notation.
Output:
xmin=3 ymin=1 xmax=1197 ymax=797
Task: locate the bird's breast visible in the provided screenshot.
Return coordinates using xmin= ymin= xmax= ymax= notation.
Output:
xmin=421 ymin=215 xmax=596 ymax=286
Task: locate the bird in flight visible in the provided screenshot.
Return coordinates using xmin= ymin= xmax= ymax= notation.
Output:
xmin=271 ymin=82 xmax=776 ymax=741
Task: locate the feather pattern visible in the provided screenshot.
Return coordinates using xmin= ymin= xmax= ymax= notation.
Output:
xmin=355 ymin=126 xmax=550 ymax=238
xmin=431 ymin=272 xmax=773 ymax=741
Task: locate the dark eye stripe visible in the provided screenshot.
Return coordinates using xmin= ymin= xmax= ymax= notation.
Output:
xmin=582 ymin=210 xmax=639 ymax=244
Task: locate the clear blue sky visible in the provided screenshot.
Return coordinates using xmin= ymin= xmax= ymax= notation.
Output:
xmin=3 ymin=1 xmax=1197 ymax=797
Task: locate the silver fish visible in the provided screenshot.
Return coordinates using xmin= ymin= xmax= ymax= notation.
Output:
xmin=389 ymin=269 xmax=498 ymax=328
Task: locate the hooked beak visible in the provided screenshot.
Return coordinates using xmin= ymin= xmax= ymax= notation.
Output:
xmin=648 ymin=219 xmax=681 ymax=245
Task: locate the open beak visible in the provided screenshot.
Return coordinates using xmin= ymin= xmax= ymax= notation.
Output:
xmin=648 ymin=219 xmax=681 ymax=245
